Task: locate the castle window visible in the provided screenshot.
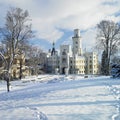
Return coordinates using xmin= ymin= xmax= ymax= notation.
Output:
xmin=76 ymin=34 xmax=78 ymax=37
xmin=89 ymin=60 xmax=92 ymax=63
xmin=62 ymin=51 xmax=66 ymax=55
xmin=89 ymin=65 xmax=92 ymax=69
xmin=62 ymin=49 xmax=66 ymax=55
xmin=62 ymin=58 xmax=66 ymax=63
xmin=13 ymin=70 xmax=16 ymax=78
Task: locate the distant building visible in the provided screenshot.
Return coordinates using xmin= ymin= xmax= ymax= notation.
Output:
xmin=46 ymin=29 xmax=99 ymax=75
xmin=0 ymin=52 xmax=30 ymax=79
xmin=11 ymin=53 xmax=30 ymax=79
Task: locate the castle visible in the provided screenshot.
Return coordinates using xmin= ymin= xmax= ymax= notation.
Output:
xmin=46 ymin=29 xmax=99 ymax=75
xmin=0 ymin=29 xmax=99 ymax=79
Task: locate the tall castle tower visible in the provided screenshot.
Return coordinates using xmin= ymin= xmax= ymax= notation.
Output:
xmin=72 ymin=29 xmax=82 ymax=56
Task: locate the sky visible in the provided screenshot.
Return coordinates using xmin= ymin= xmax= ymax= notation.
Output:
xmin=0 ymin=0 xmax=120 ymax=52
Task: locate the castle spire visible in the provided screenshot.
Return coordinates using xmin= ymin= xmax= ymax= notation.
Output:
xmin=51 ymin=41 xmax=56 ymax=56
xmin=53 ymin=41 xmax=55 ymax=47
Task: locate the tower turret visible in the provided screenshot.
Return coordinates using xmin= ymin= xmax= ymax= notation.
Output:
xmin=72 ymin=29 xmax=82 ymax=56
xmin=74 ymin=29 xmax=80 ymax=37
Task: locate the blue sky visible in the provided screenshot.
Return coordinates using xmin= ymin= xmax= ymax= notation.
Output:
xmin=0 ymin=0 xmax=120 ymax=52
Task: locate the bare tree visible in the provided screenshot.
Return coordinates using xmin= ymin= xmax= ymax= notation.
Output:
xmin=26 ymin=46 xmax=43 ymax=76
xmin=0 ymin=7 xmax=33 ymax=92
xmin=111 ymin=56 xmax=120 ymax=64
xmin=17 ymin=50 xmax=25 ymax=80
xmin=96 ymin=20 xmax=120 ymax=75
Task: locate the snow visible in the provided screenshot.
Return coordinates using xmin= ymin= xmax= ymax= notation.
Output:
xmin=0 ymin=75 xmax=120 ymax=120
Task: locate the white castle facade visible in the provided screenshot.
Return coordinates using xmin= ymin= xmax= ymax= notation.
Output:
xmin=47 ymin=29 xmax=99 ymax=75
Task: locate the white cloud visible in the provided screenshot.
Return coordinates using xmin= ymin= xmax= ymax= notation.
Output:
xmin=32 ymin=17 xmax=64 ymax=42
xmin=81 ymin=29 xmax=97 ymax=52
xmin=0 ymin=0 xmax=120 ymax=46
xmin=62 ymin=36 xmax=72 ymax=45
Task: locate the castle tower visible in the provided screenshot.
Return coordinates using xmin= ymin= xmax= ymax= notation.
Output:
xmin=59 ymin=45 xmax=72 ymax=74
xmin=72 ymin=29 xmax=82 ymax=56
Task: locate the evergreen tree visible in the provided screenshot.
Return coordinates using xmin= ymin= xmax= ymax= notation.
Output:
xmin=111 ymin=63 xmax=120 ymax=78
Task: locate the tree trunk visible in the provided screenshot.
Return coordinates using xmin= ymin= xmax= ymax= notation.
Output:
xmin=19 ymin=59 xmax=22 ymax=80
xmin=7 ymin=79 xmax=10 ymax=92
xmin=6 ymin=74 xmax=10 ymax=92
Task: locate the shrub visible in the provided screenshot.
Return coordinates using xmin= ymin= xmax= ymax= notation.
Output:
xmin=111 ymin=63 xmax=120 ymax=78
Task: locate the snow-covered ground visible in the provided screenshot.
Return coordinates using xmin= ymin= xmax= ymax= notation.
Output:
xmin=0 ymin=75 xmax=120 ymax=120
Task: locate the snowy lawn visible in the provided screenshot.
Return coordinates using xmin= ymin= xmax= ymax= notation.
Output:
xmin=0 ymin=75 xmax=120 ymax=120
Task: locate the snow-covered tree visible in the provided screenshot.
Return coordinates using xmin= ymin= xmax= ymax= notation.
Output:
xmin=0 ymin=7 xmax=33 ymax=92
xmin=96 ymin=20 xmax=120 ymax=75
